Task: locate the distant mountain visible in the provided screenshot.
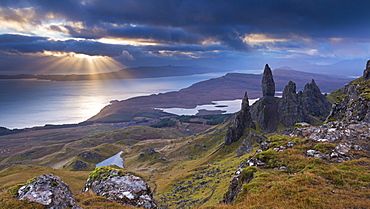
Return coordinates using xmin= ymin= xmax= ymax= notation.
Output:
xmin=0 ymin=65 xmax=222 ymax=81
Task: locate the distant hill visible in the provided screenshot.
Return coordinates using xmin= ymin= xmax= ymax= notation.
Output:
xmin=0 ymin=65 xmax=222 ymax=81
xmin=88 ymin=68 xmax=352 ymax=123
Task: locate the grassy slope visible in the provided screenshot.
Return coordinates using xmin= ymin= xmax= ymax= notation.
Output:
xmin=1 ymin=117 xmax=370 ymax=208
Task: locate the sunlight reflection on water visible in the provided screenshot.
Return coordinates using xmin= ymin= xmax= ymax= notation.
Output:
xmin=159 ymin=98 xmax=259 ymax=116
xmin=0 ymin=74 xmax=220 ymax=129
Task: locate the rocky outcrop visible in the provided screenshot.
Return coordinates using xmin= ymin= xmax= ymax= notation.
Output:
xmin=224 ymin=92 xmax=256 ymax=145
xmin=289 ymin=121 xmax=369 ymax=162
xmin=278 ymin=80 xmax=331 ymax=127
xmin=78 ymin=151 xmax=102 ymax=161
xmin=83 ymin=166 xmax=157 ymax=209
xmin=301 ymin=79 xmax=331 ymax=120
xmin=364 ymin=60 xmax=370 ymax=80
xmin=327 ymin=76 xmax=370 ymax=123
xmin=236 ymin=133 xmax=267 ymax=156
xmin=228 ymin=64 xmax=330 ymax=142
xmin=250 ymin=64 xmax=279 ymax=132
xmin=18 ymin=174 xmax=81 ymax=209
xmin=278 ymin=81 xmax=305 ymax=127
xmin=250 ymin=97 xmax=279 ymax=132
xmin=262 ymin=64 xmax=275 ymax=97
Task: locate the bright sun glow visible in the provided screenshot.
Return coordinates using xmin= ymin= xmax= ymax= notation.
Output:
xmin=32 ymin=51 xmax=124 ymax=74
xmin=98 ymin=38 xmax=159 ymax=46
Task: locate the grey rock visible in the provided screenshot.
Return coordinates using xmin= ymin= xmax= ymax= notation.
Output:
xmin=364 ymin=60 xmax=370 ymax=80
xmin=278 ymin=80 xmax=331 ymax=127
xmin=278 ymin=81 xmax=305 ymax=127
xmin=224 ymin=92 xmax=256 ymax=145
xmin=262 ymin=64 xmax=275 ymax=97
xmin=78 ymin=151 xmax=102 ymax=160
xmin=83 ymin=167 xmax=157 ymax=209
xmin=250 ymin=96 xmax=279 ymax=132
xmin=18 ymin=174 xmax=80 ymax=209
xmin=327 ymin=73 xmax=370 ymax=123
xmin=236 ymin=132 xmax=267 ymax=156
xmin=71 ymin=160 xmax=87 ymax=170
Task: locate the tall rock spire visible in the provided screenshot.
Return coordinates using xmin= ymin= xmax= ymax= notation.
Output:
xmin=262 ymin=64 xmax=275 ymax=97
xmin=363 ymin=60 xmax=370 ymax=80
xmin=224 ymin=92 xmax=255 ymax=145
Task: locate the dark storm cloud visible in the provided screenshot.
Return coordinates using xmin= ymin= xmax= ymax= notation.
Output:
xmin=4 ymin=0 xmax=370 ymax=51
xmin=0 ymin=34 xmax=128 ymax=57
xmin=1 ymin=0 xmax=370 ymax=74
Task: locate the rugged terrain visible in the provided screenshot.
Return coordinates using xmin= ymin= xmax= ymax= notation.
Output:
xmin=0 ymin=64 xmax=369 ymax=208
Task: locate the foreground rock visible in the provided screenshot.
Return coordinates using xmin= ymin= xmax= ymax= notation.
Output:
xmin=18 ymin=174 xmax=81 ymax=209
xmin=327 ymin=72 xmax=370 ymax=123
xmin=83 ymin=166 xmax=157 ymax=208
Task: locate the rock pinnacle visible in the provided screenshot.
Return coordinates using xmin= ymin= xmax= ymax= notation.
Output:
xmin=262 ymin=64 xmax=275 ymax=97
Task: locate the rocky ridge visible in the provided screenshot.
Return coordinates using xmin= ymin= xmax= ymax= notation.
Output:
xmin=327 ymin=64 xmax=370 ymax=123
xmin=224 ymin=92 xmax=256 ymax=145
xmin=222 ymin=61 xmax=370 ymax=205
xmin=225 ymin=64 xmax=331 ymax=144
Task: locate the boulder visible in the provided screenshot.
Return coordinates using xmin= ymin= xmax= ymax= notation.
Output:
xmin=17 ymin=174 xmax=81 ymax=209
xmin=83 ymin=166 xmax=157 ymax=209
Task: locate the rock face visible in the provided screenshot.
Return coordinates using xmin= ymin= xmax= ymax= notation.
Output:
xmin=236 ymin=132 xmax=267 ymax=156
xmin=364 ymin=60 xmax=370 ymax=80
xmin=278 ymin=79 xmax=331 ymax=127
xmin=278 ymin=81 xmax=304 ymax=127
xmin=224 ymin=92 xmax=256 ymax=145
xmin=301 ymin=79 xmax=331 ymax=119
xmin=250 ymin=97 xmax=279 ymax=132
xmin=83 ymin=166 xmax=157 ymax=209
xmin=327 ymin=77 xmax=370 ymax=123
xmin=262 ymin=64 xmax=275 ymax=97
xmin=227 ymin=64 xmax=330 ymax=143
xmin=18 ymin=174 xmax=80 ymax=209
xmin=250 ymin=64 xmax=279 ymax=132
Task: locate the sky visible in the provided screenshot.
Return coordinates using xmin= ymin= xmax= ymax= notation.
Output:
xmin=1 ymin=0 xmax=370 ymax=76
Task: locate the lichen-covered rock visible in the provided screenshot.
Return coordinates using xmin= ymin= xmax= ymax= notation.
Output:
xmin=83 ymin=166 xmax=157 ymax=209
xmin=289 ymin=121 xmax=370 ymax=162
xmin=17 ymin=174 xmax=81 ymax=209
xmin=224 ymin=92 xmax=256 ymax=145
xmin=327 ymin=77 xmax=370 ymax=123
xmin=236 ymin=132 xmax=267 ymax=156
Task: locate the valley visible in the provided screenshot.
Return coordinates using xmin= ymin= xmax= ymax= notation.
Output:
xmin=0 ymin=65 xmax=369 ymax=208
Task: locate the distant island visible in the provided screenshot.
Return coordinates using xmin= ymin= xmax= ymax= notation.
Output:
xmin=0 ymin=65 xmax=221 ymax=81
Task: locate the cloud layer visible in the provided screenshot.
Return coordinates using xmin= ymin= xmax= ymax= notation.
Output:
xmin=1 ymin=0 xmax=370 ymax=74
